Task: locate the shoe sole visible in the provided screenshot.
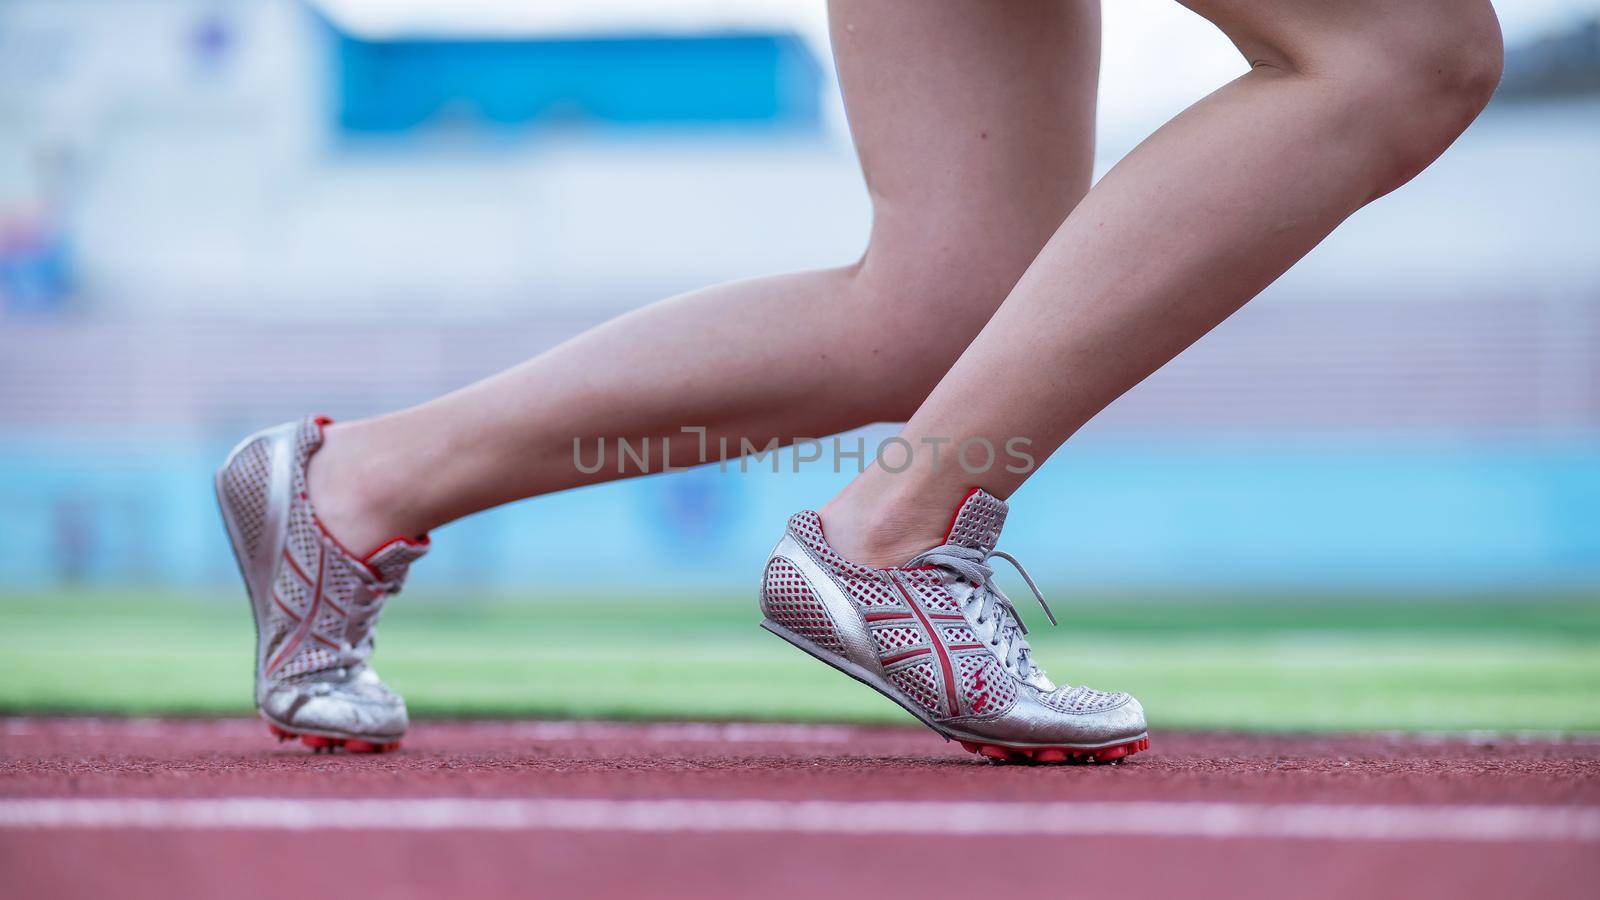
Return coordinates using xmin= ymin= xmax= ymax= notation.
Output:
xmin=214 ymin=428 xmax=405 ymax=754
xmin=266 ymin=722 xmax=401 ymax=754
xmin=761 ymin=619 xmax=1148 ymax=766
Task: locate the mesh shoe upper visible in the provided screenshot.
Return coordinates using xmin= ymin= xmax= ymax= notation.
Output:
xmin=771 ymin=489 xmax=1134 ymax=727
xmin=265 ymin=418 xmax=427 ymax=683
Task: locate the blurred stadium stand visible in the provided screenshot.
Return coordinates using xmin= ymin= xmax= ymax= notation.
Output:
xmin=2 ymin=298 xmax=1596 ymax=435
xmin=1500 ymin=14 xmax=1600 ymax=98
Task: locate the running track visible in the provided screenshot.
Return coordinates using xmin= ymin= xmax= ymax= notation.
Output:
xmin=3 ymin=718 xmax=1597 ymax=899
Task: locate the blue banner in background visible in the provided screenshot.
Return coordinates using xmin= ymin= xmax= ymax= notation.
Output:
xmin=331 ymin=29 xmax=823 ymax=134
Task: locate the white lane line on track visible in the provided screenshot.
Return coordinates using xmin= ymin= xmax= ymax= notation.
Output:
xmin=2 ymin=798 xmax=1597 ymax=843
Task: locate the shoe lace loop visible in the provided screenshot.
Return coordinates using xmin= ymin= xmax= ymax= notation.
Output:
xmin=903 ymin=543 xmax=1057 ymax=679
xmin=340 ymin=580 xmax=396 ymax=667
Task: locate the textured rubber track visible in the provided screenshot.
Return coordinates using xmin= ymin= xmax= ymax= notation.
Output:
xmin=266 ymin=722 xmax=400 ymax=754
xmin=9 ymin=718 xmax=1599 ymax=900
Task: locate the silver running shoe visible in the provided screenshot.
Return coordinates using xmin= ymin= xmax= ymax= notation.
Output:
xmin=214 ymin=416 xmax=428 ymax=753
xmin=760 ymin=489 xmax=1148 ymax=765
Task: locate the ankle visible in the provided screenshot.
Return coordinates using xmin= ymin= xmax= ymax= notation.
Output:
xmin=306 ymin=422 xmax=413 ymax=557
xmin=818 ymin=482 xmax=958 ymax=568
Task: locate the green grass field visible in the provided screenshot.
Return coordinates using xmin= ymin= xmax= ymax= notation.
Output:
xmin=2 ymin=589 xmax=1598 ymax=732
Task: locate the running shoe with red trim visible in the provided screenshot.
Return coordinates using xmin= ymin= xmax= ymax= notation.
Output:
xmin=759 ymin=489 xmax=1148 ymax=764
xmin=214 ymin=416 xmax=428 ymax=753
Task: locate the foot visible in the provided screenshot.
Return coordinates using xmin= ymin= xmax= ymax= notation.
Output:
xmin=759 ymin=489 xmax=1148 ymax=764
xmin=214 ymin=416 xmax=429 ymax=753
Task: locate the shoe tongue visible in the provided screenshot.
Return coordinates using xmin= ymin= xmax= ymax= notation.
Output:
xmin=363 ymin=537 xmax=430 ymax=586
xmin=943 ymin=489 xmax=1008 ymax=553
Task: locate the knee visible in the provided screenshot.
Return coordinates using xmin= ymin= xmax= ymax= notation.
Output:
xmin=853 ymin=217 xmax=1041 ymax=329
xmin=838 ymin=237 xmax=1030 ymax=419
xmin=1308 ymin=4 xmax=1504 ymax=197
xmin=1206 ymin=0 xmax=1504 ymax=199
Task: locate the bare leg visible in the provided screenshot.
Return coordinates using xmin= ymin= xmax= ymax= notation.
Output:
xmin=822 ymin=0 xmax=1504 ymax=565
xmin=308 ymin=0 xmax=1099 ymax=554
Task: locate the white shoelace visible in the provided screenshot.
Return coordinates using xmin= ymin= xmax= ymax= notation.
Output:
xmin=339 ymin=578 xmax=399 ymax=668
xmin=903 ymin=544 xmax=1057 ymax=684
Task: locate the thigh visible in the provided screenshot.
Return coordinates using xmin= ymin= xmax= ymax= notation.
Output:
xmin=829 ymin=0 xmax=1100 ymax=285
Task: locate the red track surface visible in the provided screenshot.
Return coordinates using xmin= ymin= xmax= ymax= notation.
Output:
xmin=3 ymin=717 xmax=1597 ymax=900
